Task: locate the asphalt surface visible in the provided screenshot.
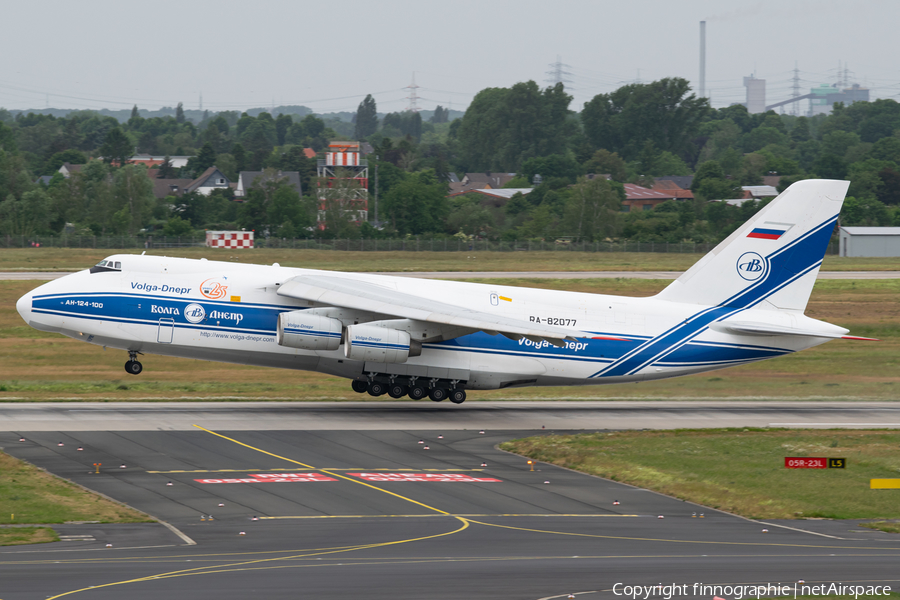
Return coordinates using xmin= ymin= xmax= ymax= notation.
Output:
xmin=5 ymin=270 xmax=900 ymax=280
xmin=1 ymin=425 xmax=899 ymax=600
xmin=2 ymin=401 xmax=900 ymax=431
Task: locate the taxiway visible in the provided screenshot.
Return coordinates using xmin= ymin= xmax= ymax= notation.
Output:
xmin=1 ymin=406 xmax=899 ymax=599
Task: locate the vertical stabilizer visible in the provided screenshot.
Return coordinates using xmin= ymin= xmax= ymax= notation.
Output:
xmin=656 ymin=179 xmax=848 ymax=312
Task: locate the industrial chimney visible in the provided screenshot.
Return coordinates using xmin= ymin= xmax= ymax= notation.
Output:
xmin=699 ymin=21 xmax=706 ymax=98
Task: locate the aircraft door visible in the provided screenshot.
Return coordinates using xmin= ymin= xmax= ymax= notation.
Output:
xmin=157 ymin=318 xmax=174 ymax=343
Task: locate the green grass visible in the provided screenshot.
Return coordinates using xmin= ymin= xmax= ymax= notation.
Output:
xmin=501 ymin=429 xmax=900 ymax=520
xmin=860 ymin=521 xmax=900 ymax=534
xmin=0 ymin=450 xmax=151 ymax=524
xmin=2 ymin=247 xmax=900 ymax=272
xmin=0 ymin=527 xmax=59 ymax=546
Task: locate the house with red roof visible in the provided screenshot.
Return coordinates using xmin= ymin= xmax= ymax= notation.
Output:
xmin=622 ymin=184 xmax=678 ymax=212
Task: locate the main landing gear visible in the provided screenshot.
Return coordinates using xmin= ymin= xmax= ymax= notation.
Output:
xmin=351 ymin=376 xmax=467 ymax=404
xmin=124 ymin=351 xmax=143 ymax=375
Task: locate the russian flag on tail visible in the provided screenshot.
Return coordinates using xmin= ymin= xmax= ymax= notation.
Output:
xmin=748 ymin=222 xmax=791 ymax=240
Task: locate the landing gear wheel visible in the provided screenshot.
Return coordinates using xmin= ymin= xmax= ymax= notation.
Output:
xmin=449 ymin=389 xmax=466 ymax=404
xmin=388 ymin=384 xmax=408 ymax=399
xmin=351 ymin=380 xmax=368 ymax=394
xmin=124 ymin=360 xmax=143 ymax=375
xmin=367 ymin=382 xmax=386 ymax=396
xmin=429 ymin=387 xmax=448 ymax=402
xmin=408 ymin=386 xmax=427 ymax=400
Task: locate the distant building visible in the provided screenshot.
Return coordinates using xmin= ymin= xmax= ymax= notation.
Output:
xmin=809 ymin=84 xmax=870 ymax=116
xmin=743 ymin=75 xmax=766 ymax=114
xmin=741 ymin=185 xmax=779 ymax=199
xmin=235 ymin=170 xmax=302 ymax=198
xmin=129 ymin=155 xmax=192 ymax=169
xmin=185 ymin=167 xmax=231 ymax=196
xmin=714 ymin=198 xmax=756 ymax=207
xmin=58 ymin=163 xmax=83 ymax=178
xmin=653 ymin=180 xmax=694 ymax=200
xmin=152 ymin=178 xmax=193 ymax=199
xmin=839 ymin=227 xmax=900 ymax=257
xmin=470 ymin=188 xmax=533 ymax=208
xmin=622 ymin=184 xmax=677 ymax=212
xmin=448 ymin=172 xmax=517 ymax=196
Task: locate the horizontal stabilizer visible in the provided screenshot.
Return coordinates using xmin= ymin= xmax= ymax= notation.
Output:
xmin=277 ymin=274 xmax=587 ymax=345
xmin=712 ymin=320 xmax=848 ymax=339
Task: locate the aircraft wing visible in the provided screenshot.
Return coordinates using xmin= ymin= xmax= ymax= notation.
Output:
xmin=277 ymin=274 xmax=588 ymax=346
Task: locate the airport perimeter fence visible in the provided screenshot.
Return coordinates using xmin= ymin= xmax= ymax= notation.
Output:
xmin=1 ymin=234 xmax=840 ymax=255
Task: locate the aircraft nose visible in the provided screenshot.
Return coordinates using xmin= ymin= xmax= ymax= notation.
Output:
xmin=16 ymin=290 xmax=34 ymax=324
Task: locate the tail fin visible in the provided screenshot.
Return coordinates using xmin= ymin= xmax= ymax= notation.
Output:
xmin=656 ymin=179 xmax=849 ymax=312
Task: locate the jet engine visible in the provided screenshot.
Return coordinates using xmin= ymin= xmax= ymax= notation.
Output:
xmin=277 ymin=311 xmax=342 ymax=351
xmin=344 ymin=324 xmax=420 ymax=363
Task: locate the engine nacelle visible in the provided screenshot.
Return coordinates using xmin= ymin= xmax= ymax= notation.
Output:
xmin=277 ymin=311 xmax=342 ymax=351
xmin=344 ymin=324 xmax=412 ymax=364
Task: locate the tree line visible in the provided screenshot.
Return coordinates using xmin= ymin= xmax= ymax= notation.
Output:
xmin=1 ymin=78 xmax=899 ymax=243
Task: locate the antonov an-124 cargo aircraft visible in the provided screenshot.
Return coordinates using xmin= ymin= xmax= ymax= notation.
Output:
xmin=17 ymin=179 xmax=870 ymax=404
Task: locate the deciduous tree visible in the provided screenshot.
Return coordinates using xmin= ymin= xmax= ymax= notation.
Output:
xmin=354 ymin=95 xmax=378 ymax=139
xmin=99 ymin=126 xmax=133 ymax=168
xmin=582 ymin=78 xmax=709 ymax=161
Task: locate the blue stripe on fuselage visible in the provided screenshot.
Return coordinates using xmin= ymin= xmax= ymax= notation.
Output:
xmin=31 ymin=292 xmax=282 ymax=333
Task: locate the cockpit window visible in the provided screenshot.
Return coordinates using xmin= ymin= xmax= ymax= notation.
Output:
xmin=90 ymin=258 xmax=122 ymax=274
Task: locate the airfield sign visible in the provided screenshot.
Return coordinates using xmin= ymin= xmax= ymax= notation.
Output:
xmin=784 ymin=457 xmax=846 ymax=469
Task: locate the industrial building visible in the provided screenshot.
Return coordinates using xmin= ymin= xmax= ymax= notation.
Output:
xmin=839 ymin=227 xmax=900 ymax=257
xmin=699 ymin=21 xmax=871 ymax=116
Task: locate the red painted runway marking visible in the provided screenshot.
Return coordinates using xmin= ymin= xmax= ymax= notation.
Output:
xmin=347 ymin=473 xmax=502 ymax=482
xmin=194 ymin=472 xmax=337 ymax=483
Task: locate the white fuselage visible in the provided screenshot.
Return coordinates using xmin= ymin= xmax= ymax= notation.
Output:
xmin=17 ymin=254 xmax=837 ymax=391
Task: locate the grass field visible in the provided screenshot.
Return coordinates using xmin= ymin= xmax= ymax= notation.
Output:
xmin=500 ymin=429 xmax=900 ymax=520
xmin=861 ymin=521 xmax=900 ymax=533
xmin=3 ymin=277 xmax=899 ymax=400
xmin=0 ymin=527 xmax=59 ymax=546
xmin=2 ymin=247 xmax=900 ymax=272
xmin=0 ymin=450 xmax=150 ymax=526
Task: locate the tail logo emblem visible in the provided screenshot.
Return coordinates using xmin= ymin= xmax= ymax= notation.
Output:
xmin=737 ymin=252 xmax=767 ymax=281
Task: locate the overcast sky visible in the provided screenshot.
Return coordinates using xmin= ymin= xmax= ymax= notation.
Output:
xmin=2 ymin=0 xmax=898 ymax=115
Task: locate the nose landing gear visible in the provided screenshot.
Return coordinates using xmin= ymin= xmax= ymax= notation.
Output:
xmin=124 ymin=351 xmax=143 ymax=375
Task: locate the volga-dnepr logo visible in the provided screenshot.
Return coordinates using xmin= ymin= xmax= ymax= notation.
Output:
xmin=736 ymin=251 xmax=767 ymax=281
xmin=184 ymin=303 xmax=206 ymax=324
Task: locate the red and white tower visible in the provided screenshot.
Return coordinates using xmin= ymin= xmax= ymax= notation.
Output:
xmin=316 ymin=141 xmax=369 ymax=229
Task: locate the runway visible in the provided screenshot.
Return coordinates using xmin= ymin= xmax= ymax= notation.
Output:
xmin=1 ymin=404 xmax=900 ymax=599
xmin=4 ymin=270 xmax=900 ymax=281
xmin=2 ymin=401 xmax=900 ymax=431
